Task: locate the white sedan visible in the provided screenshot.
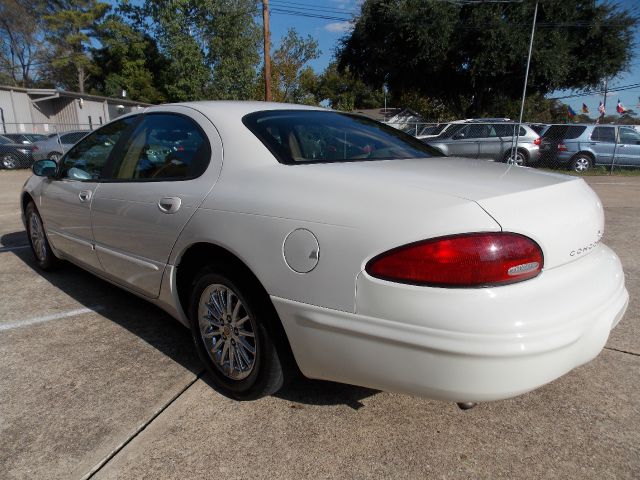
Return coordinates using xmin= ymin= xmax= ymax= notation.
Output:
xmin=22 ymin=102 xmax=628 ymax=404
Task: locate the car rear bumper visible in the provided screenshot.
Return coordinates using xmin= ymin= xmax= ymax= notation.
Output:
xmin=273 ymin=244 xmax=627 ymax=402
xmin=540 ymin=150 xmax=573 ymax=164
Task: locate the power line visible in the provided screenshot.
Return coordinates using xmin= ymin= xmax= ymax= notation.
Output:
xmin=270 ymin=8 xmax=352 ymax=21
xmin=551 ymin=83 xmax=640 ymax=100
xmin=270 ymin=0 xmax=356 ymax=15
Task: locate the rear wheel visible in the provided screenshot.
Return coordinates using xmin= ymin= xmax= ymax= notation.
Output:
xmin=570 ymin=154 xmax=592 ymax=173
xmin=25 ymin=202 xmax=59 ymax=270
xmin=1 ymin=153 xmax=19 ymax=169
xmin=189 ymin=267 xmax=285 ymax=400
xmin=503 ymin=149 xmax=527 ymax=166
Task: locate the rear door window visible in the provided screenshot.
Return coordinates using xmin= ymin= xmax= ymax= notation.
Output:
xmin=462 ymin=124 xmax=492 ymax=139
xmin=110 ymin=113 xmax=211 ymax=181
xmin=591 ymin=127 xmax=615 ymax=143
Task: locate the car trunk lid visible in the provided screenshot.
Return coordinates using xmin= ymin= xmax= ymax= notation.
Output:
xmin=322 ymin=158 xmax=604 ymax=270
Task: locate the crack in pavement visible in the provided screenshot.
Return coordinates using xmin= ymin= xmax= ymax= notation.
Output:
xmin=604 ymin=346 xmax=640 ymax=357
xmin=82 ymin=370 xmax=206 ymax=480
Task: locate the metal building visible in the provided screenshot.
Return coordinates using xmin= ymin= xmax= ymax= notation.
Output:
xmin=0 ymin=85 xmax=151 ymax=135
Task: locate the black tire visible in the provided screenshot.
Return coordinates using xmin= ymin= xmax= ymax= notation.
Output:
xmin=570 ymin=154 xmax=592 ymax=173
xmin=189 ymin=267 xmax=286 ymax=400
xmin=1 ymin=153 xmax=19 ymax=169
xmin=25 ymin=202 xmax=59 ymax=270
xmin=503 ymin=148 xmax=528 ymax=167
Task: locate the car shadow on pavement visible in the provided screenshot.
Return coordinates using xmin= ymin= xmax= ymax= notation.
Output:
xmin=3 ymin=230 xmax=380 ymax=408
xmin=0 ymin=230 xmax=28 ymax=248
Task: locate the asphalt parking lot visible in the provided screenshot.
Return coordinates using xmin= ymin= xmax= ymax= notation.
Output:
xmin=1 ymin=169 xmax=638 ymax=480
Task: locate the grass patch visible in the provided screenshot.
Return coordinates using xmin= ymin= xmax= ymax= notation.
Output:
xmin=538 ymin=166 xmax=640 ymax=177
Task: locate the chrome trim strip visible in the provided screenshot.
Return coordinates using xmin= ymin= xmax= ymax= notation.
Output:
xmin=50 ymin=229 xmax=94 ymax=248
xmin=94 ymin=244 xmax=161 ymax=271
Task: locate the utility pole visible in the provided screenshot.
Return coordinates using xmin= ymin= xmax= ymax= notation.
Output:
xmin=602 ymin=78 xmax=608 ymax=117
xmin=262 ymin=0 xmax=272 ymax=102
xmin=510 ymin=0 xmax=538 ymax=164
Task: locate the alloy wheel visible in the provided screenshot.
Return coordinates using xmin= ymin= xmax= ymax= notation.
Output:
xmin=2 ymin=154 xmax=17 ymax=169
xmin=573 ymin=157 xmax=590 ymax=173
xmin=198 ymin=284 xmax=257 ymax=380
xmin=29 ymin=212 xmax=47 ymax=262
xmin=506 ymin=150 xmax=525 ymax=166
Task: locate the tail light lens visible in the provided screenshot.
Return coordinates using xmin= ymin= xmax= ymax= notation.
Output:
xmin=557 ymin=143 xmax=568 ymax=151
xmin=366 ymin=233 xmax=543 ymax=288
xmin=533 ymin=137 xmax=541 ymax=146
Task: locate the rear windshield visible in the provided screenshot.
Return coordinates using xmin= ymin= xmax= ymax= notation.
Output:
xmin=242 ymin=110 xmax=443 ymax=164
xmin=543 ymin=125 xmax=586 ymax=140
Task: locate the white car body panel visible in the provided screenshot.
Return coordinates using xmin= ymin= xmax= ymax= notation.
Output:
xmin=21 ymin=101 xmax=628 ymax=402
xmin=90 ymin=105 xmax=224 ymax=297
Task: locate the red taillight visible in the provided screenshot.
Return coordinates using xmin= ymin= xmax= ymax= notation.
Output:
xmin=557 ymin=143 xmax=568 ymax=151
xmin=533 ymin=137 xmax=541 ymax=146
xmin=366 ymin=233 xmax=543 ymax=287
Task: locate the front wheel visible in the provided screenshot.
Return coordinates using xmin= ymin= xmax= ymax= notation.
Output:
xmin=1 ymin=153 xmax=19 ymax=169
xmin=25 ymin=202 xmax=59 ymax=270
xmin=189 ymin=268 xmax=285 ymax=400
xmin=570 ymin=154 xmax=592 ymax=173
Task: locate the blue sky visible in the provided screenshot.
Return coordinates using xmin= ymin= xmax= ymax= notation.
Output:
xmin=267 ymin=0 xmax=640 ymax=116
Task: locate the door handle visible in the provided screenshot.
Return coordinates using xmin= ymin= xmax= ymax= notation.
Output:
xmin=158 ymin=196 xmax=182 ymax=214
xmin=78 ymin=190 xmax=92 ymax=202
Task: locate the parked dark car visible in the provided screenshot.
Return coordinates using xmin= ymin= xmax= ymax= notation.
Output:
xmin=540 ymin=124 xmax=640 ymax=172
xmin=0 ymin=135 xmax=38 ymax=169
xmin=2 ymin=133 xmax=48 ymax=144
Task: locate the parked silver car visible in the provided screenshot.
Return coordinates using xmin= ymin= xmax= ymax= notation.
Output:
xmin=33 ymin=130 xmax=90 ymax=161
xmin=424 ymin=122 xmax=540 ymax=166
xmin=416 ymin=118 xmax=512 ymax=141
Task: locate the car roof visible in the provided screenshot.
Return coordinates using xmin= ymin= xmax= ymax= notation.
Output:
xmin=150 ymin=101 xmax=327 ymax=123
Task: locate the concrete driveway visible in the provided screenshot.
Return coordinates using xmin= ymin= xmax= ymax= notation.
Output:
xmin=1 ymin=169 xmax=638 ymax=479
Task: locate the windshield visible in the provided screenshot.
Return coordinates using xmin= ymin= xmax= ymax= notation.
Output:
xmin=242 ymin=110 xmax=443 ymax=165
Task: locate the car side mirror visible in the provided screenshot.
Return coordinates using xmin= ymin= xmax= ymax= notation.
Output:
xmin=32 ymin=159 xmax=57 ymax=177
xmin=452 ymin=133 xmax=465 ymax=140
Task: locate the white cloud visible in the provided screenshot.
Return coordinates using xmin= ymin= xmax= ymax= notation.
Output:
xmin=324 ymin=21 xmax=352 ymax=33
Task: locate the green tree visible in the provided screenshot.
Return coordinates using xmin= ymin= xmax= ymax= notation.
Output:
xmin=202 ymin=0 xmax=261 ymax=100
xmin=132 ymin=0 xmax=261 ymax=102
xmin=339 ymin=0 xmax=638 ymax=117
xmin=266 ymin=28 xmax=320 ymax=103
xmin=316 ymin=62 xmax=384 ymax=111
xmin=44 ymin=0 xmax=110 ymax=92
xmin=0 ymin=1 xmax=48 ymax=87
xmin=90 ymin=14 xmax=168 ymax=103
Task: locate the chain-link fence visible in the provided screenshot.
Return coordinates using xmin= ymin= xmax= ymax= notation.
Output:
xmin=385 ymin=119 xmax=640 ymax=175
xmin=0 ymin=122 xmax=96 ymax=170
xmin=2 ymin=118 xmax=639 ymax=175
